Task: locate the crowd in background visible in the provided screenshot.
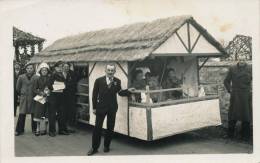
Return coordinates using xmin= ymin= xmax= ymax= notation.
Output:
xmin=14 ymin=61 xmax=78 ymax=137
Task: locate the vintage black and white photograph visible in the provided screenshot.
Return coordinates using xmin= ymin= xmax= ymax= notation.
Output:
xmin=0 ymin=0 xmax=259 ymax=162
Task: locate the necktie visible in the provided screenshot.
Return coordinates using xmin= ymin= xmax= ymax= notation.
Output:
xmin=108 ymin=77 xmax=113 ymax=88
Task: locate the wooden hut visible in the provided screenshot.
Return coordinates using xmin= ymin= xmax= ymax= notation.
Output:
xmin=30 ymin=15 xmax=227 ymax=141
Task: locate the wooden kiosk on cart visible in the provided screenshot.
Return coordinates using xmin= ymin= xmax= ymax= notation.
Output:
xmin=30 ymin=16 xmax=227 ymax=141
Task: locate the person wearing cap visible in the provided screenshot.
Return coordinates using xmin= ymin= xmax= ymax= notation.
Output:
xmin=224 ymin=58 xmax=252 ymax=140
xmin=33 ymin=63 xmax=52 ymax=136
xmin=14 ymin=62 xmax=22 ymax=116
xmin=15 ymin=63 xmax=38 ymax=136
xmin=48 ymin=61 xmax=68 ymax=137
xmin=62 ymin=62 xmax=77 ymax=133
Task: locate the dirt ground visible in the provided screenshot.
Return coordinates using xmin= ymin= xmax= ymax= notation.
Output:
xmin=14 ymin=116 xmax=253 ymax=156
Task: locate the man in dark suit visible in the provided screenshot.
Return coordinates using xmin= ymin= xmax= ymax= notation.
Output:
xmin=62 ymin=62 xmax=77 ymax=133
xmin=87 ymin=63 xmax=134 ymax=156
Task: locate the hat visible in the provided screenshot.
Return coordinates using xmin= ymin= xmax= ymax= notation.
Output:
xmin=36 ymin=62 xmax=50 ymax=76
xmin=54 ymin=61 xmax=63 ymax=67
xmin=24 ymin=63 xmax=34 ymax=68
xmin=38 ymin=62 xmax=50 ymax=70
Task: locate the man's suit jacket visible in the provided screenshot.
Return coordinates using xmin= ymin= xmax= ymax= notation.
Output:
xmin=92 ymin=76 xmax=130 ymax=114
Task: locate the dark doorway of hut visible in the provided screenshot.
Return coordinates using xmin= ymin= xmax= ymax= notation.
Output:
xmin=74 ymin=65 xmax=90 ymax=124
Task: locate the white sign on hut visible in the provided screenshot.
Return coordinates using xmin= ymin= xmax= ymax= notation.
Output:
xmin=30 ymin=15 xmax=227 ymax=141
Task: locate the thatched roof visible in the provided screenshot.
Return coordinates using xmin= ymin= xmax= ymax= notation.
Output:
xmin=13 ymin=27 xmax=45 ymax=46
xmin=30 ymin=15 xmax=227 ymax=63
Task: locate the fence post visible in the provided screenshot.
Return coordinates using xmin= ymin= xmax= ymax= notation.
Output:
xmin=187 ymin=88 xmax=190 ymax=100
xmin=146 ymin=85 xmax=150 ymax=105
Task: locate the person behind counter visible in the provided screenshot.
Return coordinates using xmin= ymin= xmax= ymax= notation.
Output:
xmin=131 ymin=70 xmax=146 ymax=102
xmin=162 ymin=68 xmax=183 ymax=100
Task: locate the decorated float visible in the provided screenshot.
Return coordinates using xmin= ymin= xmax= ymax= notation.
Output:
xmin=30 ymin=15 xmax=227 ymax=141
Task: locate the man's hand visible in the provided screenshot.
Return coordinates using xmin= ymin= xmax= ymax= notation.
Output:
xmin=128 ymin=88 xmax=136 ymax=92
xmin=93 ymin=109 xmax=96 ymax=115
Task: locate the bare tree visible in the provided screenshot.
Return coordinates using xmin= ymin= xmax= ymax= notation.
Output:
xmin=225 ymin=35 xmax=252 ymax=61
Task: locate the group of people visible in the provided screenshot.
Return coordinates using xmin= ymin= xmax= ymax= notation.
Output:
xmin=13 ymin=59 xmax=252 ymax=155
xmin=14 ymin=61 xmax=77 ymax=137
xmin=131 ymin=68 xmax=183 ymax=103
xmin=14 ymin=61 xmax=135 ymax=155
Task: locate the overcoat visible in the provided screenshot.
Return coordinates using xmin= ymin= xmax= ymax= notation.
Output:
xmin=33 ymin=74 xmax=52 ymax=119
xmin=16 ymin=74 xmax=38 ymax=114
xmin=224 ymin=63 xmax=252 ymax=122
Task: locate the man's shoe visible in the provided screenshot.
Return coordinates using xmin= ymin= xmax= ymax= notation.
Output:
xmin=58 ymin=130 xmax=70 ymax=135
xmin=15 ymin=131 xmax=24 ymax=136
xmin=67 ymin=129 xmax=76 ymax=133
xmin=41 ymin=130 xmax=47 ymax=135
xmin=227 ymin=131 xmax=234 ymax=139
xmin=35 ymin=131 xmax=40 ymax=136
xmin=87 ymin=148 xmax=98 ymax=156
xmin=103 ymin=147 xmax=110 ymax=153
xmin=49 ymin=132 xmax=56 ymax=137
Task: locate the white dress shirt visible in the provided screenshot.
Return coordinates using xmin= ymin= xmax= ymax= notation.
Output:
xmin=106 ymin=76 xmax=114 ymax=85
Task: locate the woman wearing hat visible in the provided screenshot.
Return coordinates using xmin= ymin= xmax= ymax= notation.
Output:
xmin=15 ymin=63 xmax=38 ymax=136
xmin=33 ymin=63 xmax=52 ymax=136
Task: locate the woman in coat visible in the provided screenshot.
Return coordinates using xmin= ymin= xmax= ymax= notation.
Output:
xmin=15 ymin=63 xmax=38 ymax=136
xmin=33 ymin=63 xmax=52 ymax=136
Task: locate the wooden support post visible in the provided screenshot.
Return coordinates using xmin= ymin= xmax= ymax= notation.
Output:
xmin=128 ymin=61 xmax=138 ymax=78
xmin=159 ymin=58 xmax=167 ymax=86
xmin=116 ymin=62 xmax=128 ymax=78
xmin=191 ymin=34 xmax=201 ymax=52
xmin=145 ymin=85 xmax=153 ymax=141
xmin=198 ymin=57 xmax=209 ymax=70
xmin=88 ymin=62 xmax=96 ymax=78
xmin=176 ymin=31 xmax=189 ymax=53
xmin=187 ymin=22 xmax=191 ymax=53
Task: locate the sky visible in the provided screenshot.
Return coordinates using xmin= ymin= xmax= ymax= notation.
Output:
xmin=0 ymin=0 xmax=259 ymax=48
